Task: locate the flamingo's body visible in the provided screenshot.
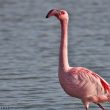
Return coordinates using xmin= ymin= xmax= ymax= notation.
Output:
xmin=46 ymin=9 xmax=110 ymax=110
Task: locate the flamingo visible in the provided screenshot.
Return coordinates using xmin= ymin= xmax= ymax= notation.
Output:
xmin=46 ymin=9 xmax=110 ymax=110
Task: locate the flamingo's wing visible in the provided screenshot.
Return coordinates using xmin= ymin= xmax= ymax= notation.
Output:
xmin=90 ymin=71 xmax=110 ymax=93
xmin=77 ymin=67 xmax=110 ymax=93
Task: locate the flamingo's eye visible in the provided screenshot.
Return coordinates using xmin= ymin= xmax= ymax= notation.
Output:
xmin=61 ymin=11 xmax=65 ymax=15
xmin=59 ymin=11 xmax=65 ymax=15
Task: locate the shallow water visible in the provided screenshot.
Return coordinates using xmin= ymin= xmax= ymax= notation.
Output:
xmin=0 ymin=0 xmax=110 ymax=110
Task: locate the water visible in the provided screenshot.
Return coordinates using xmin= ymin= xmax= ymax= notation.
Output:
xmin=0 ymin=0 xmax=110 ymax=110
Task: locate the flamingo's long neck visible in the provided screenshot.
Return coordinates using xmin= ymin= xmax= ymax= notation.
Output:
xmin=59 ymin=19 xmax=69 ymax=72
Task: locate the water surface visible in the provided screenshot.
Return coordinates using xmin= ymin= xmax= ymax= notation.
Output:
xmin=0 ymin=0 xmax=110 ymax=110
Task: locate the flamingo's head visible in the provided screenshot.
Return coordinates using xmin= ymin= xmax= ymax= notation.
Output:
xmin=46 ymin=9 xmax=69 ymax=21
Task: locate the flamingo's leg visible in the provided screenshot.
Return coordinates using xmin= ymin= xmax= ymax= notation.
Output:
xmin=85 ymin=107 xmax=88 ymax=110
xmin=97 ymin=103 xmax=105 ymax=110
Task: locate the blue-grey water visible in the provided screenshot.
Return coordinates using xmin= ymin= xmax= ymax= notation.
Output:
xmin=0 ymin=0 xmax=110 ymax=110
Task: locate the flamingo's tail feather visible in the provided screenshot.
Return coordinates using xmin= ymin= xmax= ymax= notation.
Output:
xmin=86 ymin=94 xmax=110 ymax=103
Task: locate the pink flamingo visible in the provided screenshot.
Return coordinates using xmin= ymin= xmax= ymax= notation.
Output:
xmin=46 ymin=9 xmax=110 ymax=110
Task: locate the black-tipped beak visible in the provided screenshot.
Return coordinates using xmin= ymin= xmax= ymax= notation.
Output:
xmin=46 ymin=9 xmax=54 ymax=18
xmin=46 ymin=14 xmax=49 ymax=18
xmin=46 ymin=9 xmax=57 ymax=18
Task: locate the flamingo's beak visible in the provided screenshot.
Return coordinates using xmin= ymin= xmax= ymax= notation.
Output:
xmin=46 ymin=9 xmax=58 ymax=18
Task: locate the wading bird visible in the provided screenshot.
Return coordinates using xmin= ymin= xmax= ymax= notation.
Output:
xmin=46 ymin=9 xmax=110 ymax=110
